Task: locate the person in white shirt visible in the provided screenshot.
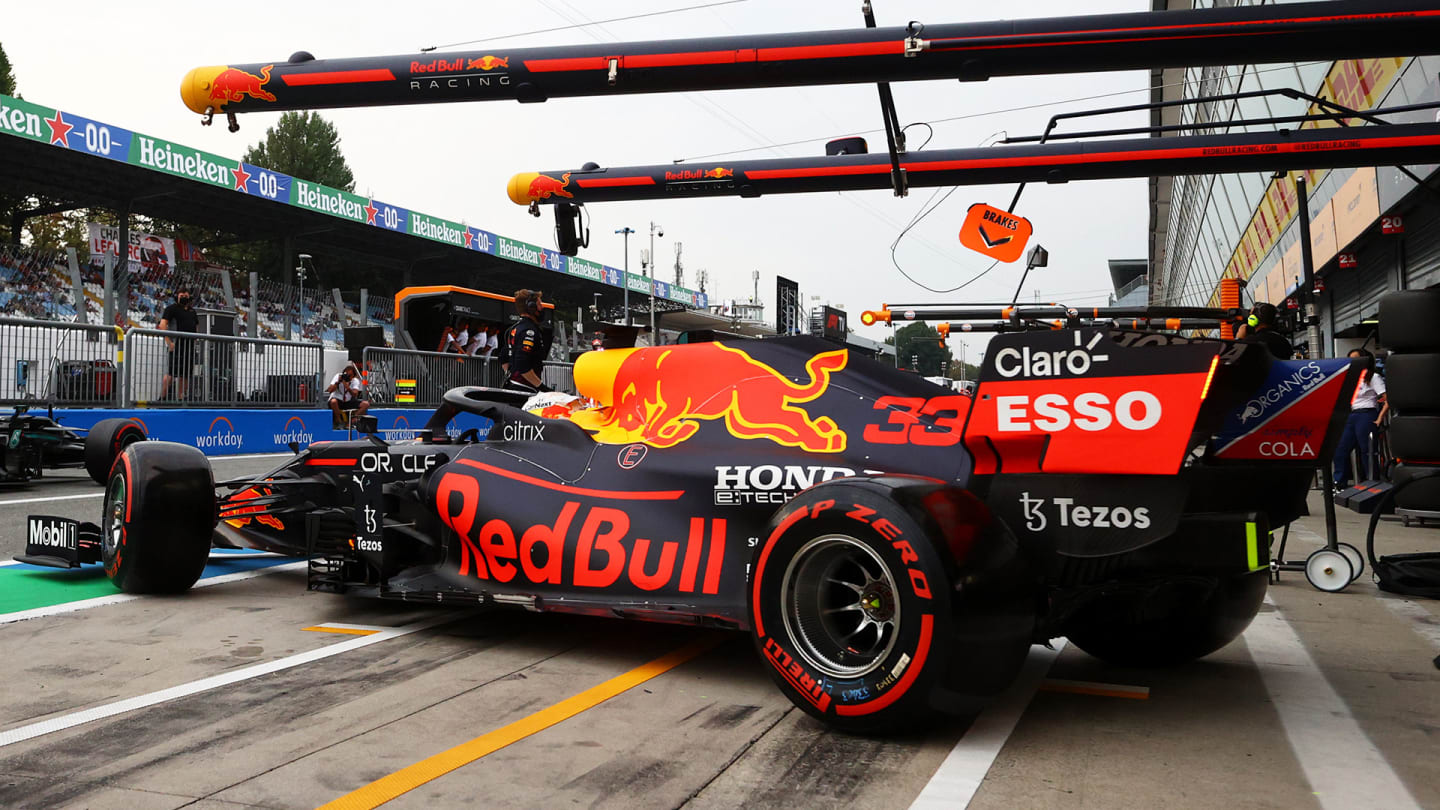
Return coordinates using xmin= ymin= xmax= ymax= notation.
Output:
xmin=450 ymin=322 xmax=470 ymax=354
xmin=326 ymin=363 xmax=370 ymax=428
xmin=1333 ymin=348 xmax=1388 ymax=489
xmin=466 ymin=324 xmax=491 ymax=356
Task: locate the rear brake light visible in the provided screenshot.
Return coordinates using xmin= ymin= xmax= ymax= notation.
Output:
xmin=1199 ymin=355 xmax=1219 ymax=400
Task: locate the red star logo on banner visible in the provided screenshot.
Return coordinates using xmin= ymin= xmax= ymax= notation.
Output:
xmin=463 ymin=229 xmax=474 ymax=249
xmin=231 ymin=164 xmax=252 ymax=192
xmin=45 ymin=111 xmax=74 ymax=147
xmin=364 ymin=200 xmax=378 ymax=225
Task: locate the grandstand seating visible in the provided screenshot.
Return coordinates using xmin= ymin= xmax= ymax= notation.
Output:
xmin=0 ymin=244 xmax=396 ymax=347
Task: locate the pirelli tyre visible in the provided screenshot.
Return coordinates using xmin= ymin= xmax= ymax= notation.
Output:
xmin=102 ymin=442 xmax=216 ymax=593
xmin=1389 ymin=415 xmax=1440 ymax=462
xmin=1393 ymin=463 xmax=1440 ymax=510
xmin=84 ymin=418 xmax=146 ymax=484
xmin=1063 ymin=568 xmax=1269 ymax=667
xmin=1380 ymin=289 xmax=1440 ymax=352
xmin=748 ymin=479 xmax=1034 ymax=733
xmin=1383 ymin=354 xmax=1440 ymax=412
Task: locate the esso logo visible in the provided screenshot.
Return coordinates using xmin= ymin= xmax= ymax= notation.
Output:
xmin=994 ymin=391 xmax=1162 ymax=433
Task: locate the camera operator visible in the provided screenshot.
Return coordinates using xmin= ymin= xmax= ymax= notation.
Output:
xmin=159 ymin=287 xmax=198 ymax=401
xmin=497 ymin=289 xmax=553 ymax=393
xmin=326 ymin=362 xmax=371 ymax=428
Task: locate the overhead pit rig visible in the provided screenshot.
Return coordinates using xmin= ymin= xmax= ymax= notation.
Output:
xmin=185 ymin=0 xmax=1440 ymax=331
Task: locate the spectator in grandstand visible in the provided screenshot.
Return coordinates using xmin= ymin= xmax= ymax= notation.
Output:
xmin=450 ymin=321 xmax=471 ymax=355
xmin=326 ymin=362 xmax=371 ymax=428
xmin=159 ymin=288 xmax=199 ymax=400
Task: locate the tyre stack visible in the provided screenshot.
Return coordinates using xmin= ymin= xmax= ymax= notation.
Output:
xmin=1379 ymin=290 xmax=1440 ymax=513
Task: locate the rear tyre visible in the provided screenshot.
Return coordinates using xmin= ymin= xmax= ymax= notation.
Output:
xmin=1383 ymin=354 xmax=1440 ymax=411
xmin=1065 ymin=569 xmax=1268 ymax=667
xmin=84 ymin=418 xmax=146 ymax=485
xmin=749 ymin=483 xmax=957 ymax=733
xmin=1389 ymin=416 xmax=1440 ymax=461
xmin=1380 ymin=290 xmax=1440 ymax=351
xmin=102 ymin=442 xmax=216 ymax=593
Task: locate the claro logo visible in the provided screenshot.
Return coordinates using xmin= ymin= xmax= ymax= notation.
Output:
xmin=994 ymin=391 xmax=1162 ymax=433
xmin=195 ymin=416 xmax=243 ymax=450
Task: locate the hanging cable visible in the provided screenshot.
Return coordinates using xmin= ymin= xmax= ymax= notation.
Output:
xmin=421 ymin=0 xmax=749 ymax=51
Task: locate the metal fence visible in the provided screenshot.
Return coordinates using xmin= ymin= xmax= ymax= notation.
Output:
xmin=123 ymin=327 xmax=325 ymax=408
xmin=0 ymin=316 xmax=123 ymax=406
xmin=362 ymin=346 xmax=575 ymax=408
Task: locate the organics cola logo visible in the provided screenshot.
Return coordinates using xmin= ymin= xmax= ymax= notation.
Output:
xmin=1238 ymin=361 xmax=1325 ymax=425
xmin=195 ymin=416 xmax=243 ymax=450
xmin=272 ymin=416 xmax=312 ymax=448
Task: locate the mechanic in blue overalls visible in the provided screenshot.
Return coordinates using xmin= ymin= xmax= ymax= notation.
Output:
xmin=497 ymin=289 xmax=554 ymax=394
xmin=1333 ymin=348 xmax=1388 ymax=491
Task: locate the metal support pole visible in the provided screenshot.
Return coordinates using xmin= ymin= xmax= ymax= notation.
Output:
xmin=114 ymin=204 xmax=130 ymax=327
xmin=616 ymin=227 xmax=635 ymax=325
xmin=281 ymin=237 xmax=294 ymax=340
xmin=248 ymin=271 xmax=259 ymax=341
xmin=102 ymin=253 xmax=114 ymax=329
xmin=1295 ymin=174 xmax=1323 ymax=360
xmin=65 ymin=247 xmax=86 ymax=325
xmin=360 ymin=288 xmax=369 ymax=326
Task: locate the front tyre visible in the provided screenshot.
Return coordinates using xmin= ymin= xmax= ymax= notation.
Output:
xmin=749 ymin=484 xmax=954 ymax=733
xmin=85 ymin=418 xmax=146 ymax=484
xmin=102 ymin=442 xmax=216 ymax=593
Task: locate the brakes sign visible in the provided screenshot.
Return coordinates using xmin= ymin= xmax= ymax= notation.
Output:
xmin=958 ymin=203 xmax=1033 ymax=263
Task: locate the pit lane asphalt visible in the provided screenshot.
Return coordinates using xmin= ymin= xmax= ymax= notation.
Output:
xmin=1 ymin=462 xmax=1437 ymax=810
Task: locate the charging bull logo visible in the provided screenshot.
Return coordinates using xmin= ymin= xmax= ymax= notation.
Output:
xmin=703 ymin=167 xmax=734 ymax=179
xmin=209 ymin=65 xmax=276 ymax=103
xmin=589 ymin=344 xmax=848 ymax=452
xmin=221 ymin=487 xmax=285 ymax=530
xmin=469 ymin=55 xmax=509 ymax=70
xmin=527 ymin=172 xmax=572 ymax=201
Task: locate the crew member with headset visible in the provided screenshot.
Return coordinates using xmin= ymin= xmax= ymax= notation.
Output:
xmin=1235 ymin=301 xmax=1293 ymax=359
xmin=497 ymin=289 xmax=554 ymax=393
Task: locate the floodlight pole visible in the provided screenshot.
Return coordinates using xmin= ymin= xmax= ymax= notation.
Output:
xmin=648 ymin=221 xmax=662 ymax=346
xmin=616 ymin=227 xmax=635 ymax=325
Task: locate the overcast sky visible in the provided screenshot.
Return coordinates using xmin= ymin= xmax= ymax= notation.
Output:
xmin=3 ymin=0 xmax=1150 ymax=362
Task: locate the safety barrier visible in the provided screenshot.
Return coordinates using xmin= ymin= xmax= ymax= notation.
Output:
xmin=362 ymin=346 xmax=575 ymax=407
xmin=0 ymin=316 xmax=122 ymax=406
xmin=49 ymin=407 xmax=493 ymax=455
xmin=123 ymin=327 xmax=325 ymax=408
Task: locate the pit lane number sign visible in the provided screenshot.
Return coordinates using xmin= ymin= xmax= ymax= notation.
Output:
xmin=959 ymin=203 xmax=1034 ymax=263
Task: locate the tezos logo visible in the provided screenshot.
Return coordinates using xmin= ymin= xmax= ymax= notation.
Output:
xmin=195 ymin=416 xmax=243 ymax=450
xmin=1018 ymin=492 xmax=1150 ymax=533
xmin=713 ymin=465 xmax=856 ymax=506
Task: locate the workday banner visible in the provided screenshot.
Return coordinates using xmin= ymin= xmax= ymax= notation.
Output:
xmin=49 ymin=408 xmax=492 ymax=456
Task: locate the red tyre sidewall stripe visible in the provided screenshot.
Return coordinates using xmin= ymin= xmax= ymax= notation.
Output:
xmin=750 ymin=505 xmax=810 ymax=639
xmin=835 ymin=613 xmax=934 ymax=716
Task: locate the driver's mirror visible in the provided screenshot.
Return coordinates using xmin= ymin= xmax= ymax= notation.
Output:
xmin=355 ymin=414 xmax=378 ymax=435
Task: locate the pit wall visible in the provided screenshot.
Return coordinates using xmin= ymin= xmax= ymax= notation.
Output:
xmin=41 ymin=408 xmax=492 ymax=455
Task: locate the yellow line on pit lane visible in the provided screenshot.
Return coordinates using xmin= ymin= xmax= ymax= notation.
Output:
xmin=316 ymin=634 xmax=725 ymax=810
xmin=1038 ymin=678 xmax=1150 ymax=700
xmin=304 ymin=624 xmax=384 ymax=636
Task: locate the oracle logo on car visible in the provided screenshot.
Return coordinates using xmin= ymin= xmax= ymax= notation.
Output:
xmin=993 ymin=391 xmax=1162 ymax=433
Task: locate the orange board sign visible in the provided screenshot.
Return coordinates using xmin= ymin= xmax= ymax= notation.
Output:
xmin=958 ymin=204 xmax=1033 ymax=263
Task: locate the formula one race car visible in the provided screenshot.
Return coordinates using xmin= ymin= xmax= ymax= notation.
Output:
xmin=0 ymin=409 xmax=146 ymax=486
xmin=27 ymin=331 xmax=1358 ymax=730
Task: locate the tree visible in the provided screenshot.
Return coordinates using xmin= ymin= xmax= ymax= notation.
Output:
xmin=0 ymin=41 xmax=16 ymax=97
xmin=245 ymin=111 xmax=355 ymax=191
xmin=885 ymin=321 xmax=956 ymax=377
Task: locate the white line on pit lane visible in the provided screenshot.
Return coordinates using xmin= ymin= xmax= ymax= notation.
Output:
xmin=1375 ymin=594 xmax=1440 ymax=651
xmin=909 ymin=640 xmax=1067 ymax=809
xmin=0 ymin=610 xmax=467 ymax=748
xmin=1248 ymin=597 xmax=1421 ymax=810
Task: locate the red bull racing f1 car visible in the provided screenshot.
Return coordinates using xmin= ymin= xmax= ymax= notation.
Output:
xmin=26 ymin=330 xmax=1358 ymax=731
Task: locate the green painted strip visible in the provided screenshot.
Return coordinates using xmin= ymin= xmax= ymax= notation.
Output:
xmin=1246 ymin=521 xmax=1262 ymax=572
xmin=0 ymin=567 xmax=119 ymax=615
